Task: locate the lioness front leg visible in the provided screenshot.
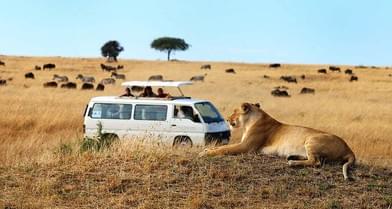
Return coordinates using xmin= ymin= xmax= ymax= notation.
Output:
xmin=199 ymin=143 xmax=250 ymax=157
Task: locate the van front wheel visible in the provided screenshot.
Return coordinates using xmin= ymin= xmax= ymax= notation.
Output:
xmin=173 ymin=136 xmax=193 ymax=148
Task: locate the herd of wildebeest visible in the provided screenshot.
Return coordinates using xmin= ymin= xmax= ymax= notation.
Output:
xmin=1 ymin=60 xmax=391 ymax=97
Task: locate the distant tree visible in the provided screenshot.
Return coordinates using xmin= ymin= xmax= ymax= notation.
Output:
xmin=101 ymin=40 xmax=124 ymax=62
xmin=151 ymin=37 xmax=190 ymax=61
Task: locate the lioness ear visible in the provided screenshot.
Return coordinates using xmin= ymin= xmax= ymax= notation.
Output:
xmin=255 ymin=103 xmax=260 ymax=108
xmin=241 ymin=103 xmax=251 ymax=113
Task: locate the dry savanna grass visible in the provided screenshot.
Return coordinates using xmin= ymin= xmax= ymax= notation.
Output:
xmin=1 ymin=55 xmax=392 ymax=208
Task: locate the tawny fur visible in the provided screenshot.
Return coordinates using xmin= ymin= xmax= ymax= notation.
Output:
xmin=199 ymin=103 xmax=356 ymax=180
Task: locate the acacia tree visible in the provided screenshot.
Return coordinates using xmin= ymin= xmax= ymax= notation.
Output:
xmin=101 ymin=40 xmax=124 ymax=62
xmin=151 ymin=37 xmax=190 ymax=61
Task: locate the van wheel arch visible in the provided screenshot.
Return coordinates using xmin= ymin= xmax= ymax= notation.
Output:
xmin=173 ymin=136 xmax=193 ymax=147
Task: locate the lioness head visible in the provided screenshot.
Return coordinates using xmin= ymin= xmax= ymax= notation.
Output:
xmin=227 ymin=102 xmax=261 ymax=128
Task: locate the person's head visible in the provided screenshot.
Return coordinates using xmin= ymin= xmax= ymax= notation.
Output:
xmin=157 ymin=88 xmax=164 ymax=95
xmin=125 ymin=87 xmax=131 ymax=94
xmin=144 ymin=86 xmax=152 ymax=94
xmin=181 ymin=106 xmax=193 ymax=114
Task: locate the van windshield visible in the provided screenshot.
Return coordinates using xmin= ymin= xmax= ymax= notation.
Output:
xmin=194 ymin=102 xmax=224 ymax=123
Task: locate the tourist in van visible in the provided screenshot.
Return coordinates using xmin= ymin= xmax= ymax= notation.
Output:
xmin=120 ymin=87 xmax=134 ymax=97
xmin=139 ymin=86 xmax=157 ymax=97
xmin=157 ymin=88 xmax=171 ymax=98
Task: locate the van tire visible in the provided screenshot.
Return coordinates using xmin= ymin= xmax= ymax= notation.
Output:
xmin=173 ymin=136 xmax=193 ymax=148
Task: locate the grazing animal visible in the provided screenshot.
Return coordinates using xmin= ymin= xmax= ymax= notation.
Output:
xmin=280 ymin=76 xmax=297 ymax=83
xmin=200 ymin=64 xmax=211 ymax=70
xmin=117 ymin=65 xmax=124 ymax=69
xmin=199 ymin=103 xmax=356 ymax=180
xmin=81 ymin=83 xmax=94 ymax=90
xmin=0 ymin=79 xmax=6 ymax=86
xmin=100 ymin=63 xmax=117 ymax=72
xmin=329 ymin=66 xmax=341 ymax=72
xmin=389 ymin=74 xmax=392 ymax=77
xmin=190 ymin=74 xmax=206 ymax=82
xmin=300 ymin=74 xmax=306 ymax=80
xmin=35 ymin=65 xmax=41 ymax=70
xmin=300 ymin=87 xmax=315 ymax=94
xmin=0 ymin=60 xmax=5 ymax=66
xmin=76 ymin=74 xmax=95 ymax=83
xmin=225 ymin=68 xmax=236 ymax=74
xmin=96 ymin=83 xmax=105 ymax=91
xmin=43 ymin=81 xmax=58 ymax=88
xmin=271 ymin=89 xmax=290 ymax=97
xmin=52 ymin=74 xmax=69 ymax=82
xmin=263 ymin=75 xmax=270 ymax=79
xmin=43 ymin=63 xmax=56 ymax=70
xmin=131 ymin=85 xmax=144 ymax=92
xmin=269 ymin=63 xmax=281 ymax=68
xmin=61 ymin=82 xmax=77 ymax=89
xmin=100 ymin=78 xmax=116 ymax=85
xmin=148 ymin=75 xmax=164 ymax=81
xmin=345 ymin=69 xmax=353 ymax=75
xmin=25 ymin=72 xmax=35 ymax=79
xmin=349 ymin=75 xmax=358 ymax=82
xmin=111 ymin=72 xmax=126 ymax=80
xmin=318 ymin=69 xmax=327 ymax=74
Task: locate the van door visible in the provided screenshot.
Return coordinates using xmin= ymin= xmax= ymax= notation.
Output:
xmin=130 ymin=104 xmax=171 ymax=143
xmin=168 ymin=105 xmax=205 ymax=144
xmin=85 ymin=103 xmax=133 ymax=138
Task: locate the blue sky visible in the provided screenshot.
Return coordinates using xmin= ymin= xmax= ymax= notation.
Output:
xmin=0 ymin=0 xmax=391 ymax=65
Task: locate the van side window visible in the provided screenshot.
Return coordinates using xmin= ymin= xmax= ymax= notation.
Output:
xmin=134 ymin=105 xmax=167 ymax=121
xmin=90 ymin=103 xmax=133 ymax=120
xmin=174 ymin=105 xmax=201 ymax=123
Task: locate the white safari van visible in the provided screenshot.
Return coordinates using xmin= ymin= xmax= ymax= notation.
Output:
xmin=83 ymin=81 xmax=230 ymax=146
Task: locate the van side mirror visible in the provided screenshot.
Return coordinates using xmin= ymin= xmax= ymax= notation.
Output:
xmin=193 ymin=114 xmax=201 ymax=123
xmin=88 ymin=108 xmax=93 ymax=117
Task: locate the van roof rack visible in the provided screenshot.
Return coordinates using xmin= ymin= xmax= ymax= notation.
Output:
xmin=121 ymin=81 xmax=193 ymax=96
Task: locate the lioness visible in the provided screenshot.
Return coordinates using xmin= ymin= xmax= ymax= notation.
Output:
xmin=199 ymin=102 xmax=356 ymax=180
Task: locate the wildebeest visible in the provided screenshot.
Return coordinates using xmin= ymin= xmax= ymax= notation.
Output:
xmin=76 ymin=74 xmax=95 ymax=83
xmin=345 ymin=69 xmax=353 ymax=75
xmin=61 ymin=82 xmax=77 ymax=89
xmin=117 ymin=65 xmax=124 ymax=70
xmin=200 ymin=64 xmax=211 ymax=70
xmin=300 ymin=74 xmax=306 ymax=80
xmin=0 ymin=79 xmax=6 ymax=86
xmin=100 ymin=78 xmax=116 ymax=85
xmin=111 ymin=72 xmax=126 ymax=80
xmin=300 ymin=87 xmax=315 ymax=94
xmin=269 ymin=63 xmax=281 ymax=68
xmin=0 ymin=61 xmax=5 ymax=66
xmin=43 ymin=81 xmax=58 ymax=88
xmin=148 ymin=75 xmax=163 ymax=81
xmin=96 ymin=83 xmax=105 ymax=91
xmin=190 ymin=74 xmax=206 ymax=82
xmin=43 ymin=63 xmax=56 ymax=70
xmin=100 ymin=63 xmax=117 ymax=72
xmin=225 ymin=68 xmax=236 ymax=74
xmin=52 ymin=74 xmax=69 ymax=82
xmin=131 ymin=86 xmax=144 ymax=92
xmin=271 ymin=89 xmax=290 ymax=97
xmin=389 ymin=74 xmax=392 ymax=77
xmin=349 ymin=75 xmax=358 ymax=82
xmin=35 ymin=65 xmax=41 ymax=70
xmin=263 ymin=75 xmax=270 ymax=79
xmin=81 ymin=83 xmax=94 ymax=90
xmin=280 ymin=75 xmax=297 ymax=83
xmin=329 ymin=66 xmax=341 ymax=72
xmin=318 ymin=69 xmax=327 ymax=74
xmin=25 ymin=72 xmax=35 ymax=79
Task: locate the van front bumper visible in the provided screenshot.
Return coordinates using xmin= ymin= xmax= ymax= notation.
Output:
xmin=204 ymin=131 xmax=231 ymax=145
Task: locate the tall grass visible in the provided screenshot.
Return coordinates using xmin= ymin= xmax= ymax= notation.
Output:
xmin=0 ymin=55 xmax=391 ymax=166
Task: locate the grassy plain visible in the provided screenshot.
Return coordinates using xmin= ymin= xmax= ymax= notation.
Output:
xmin=0 ymin=55 xmax=391 ymax=208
